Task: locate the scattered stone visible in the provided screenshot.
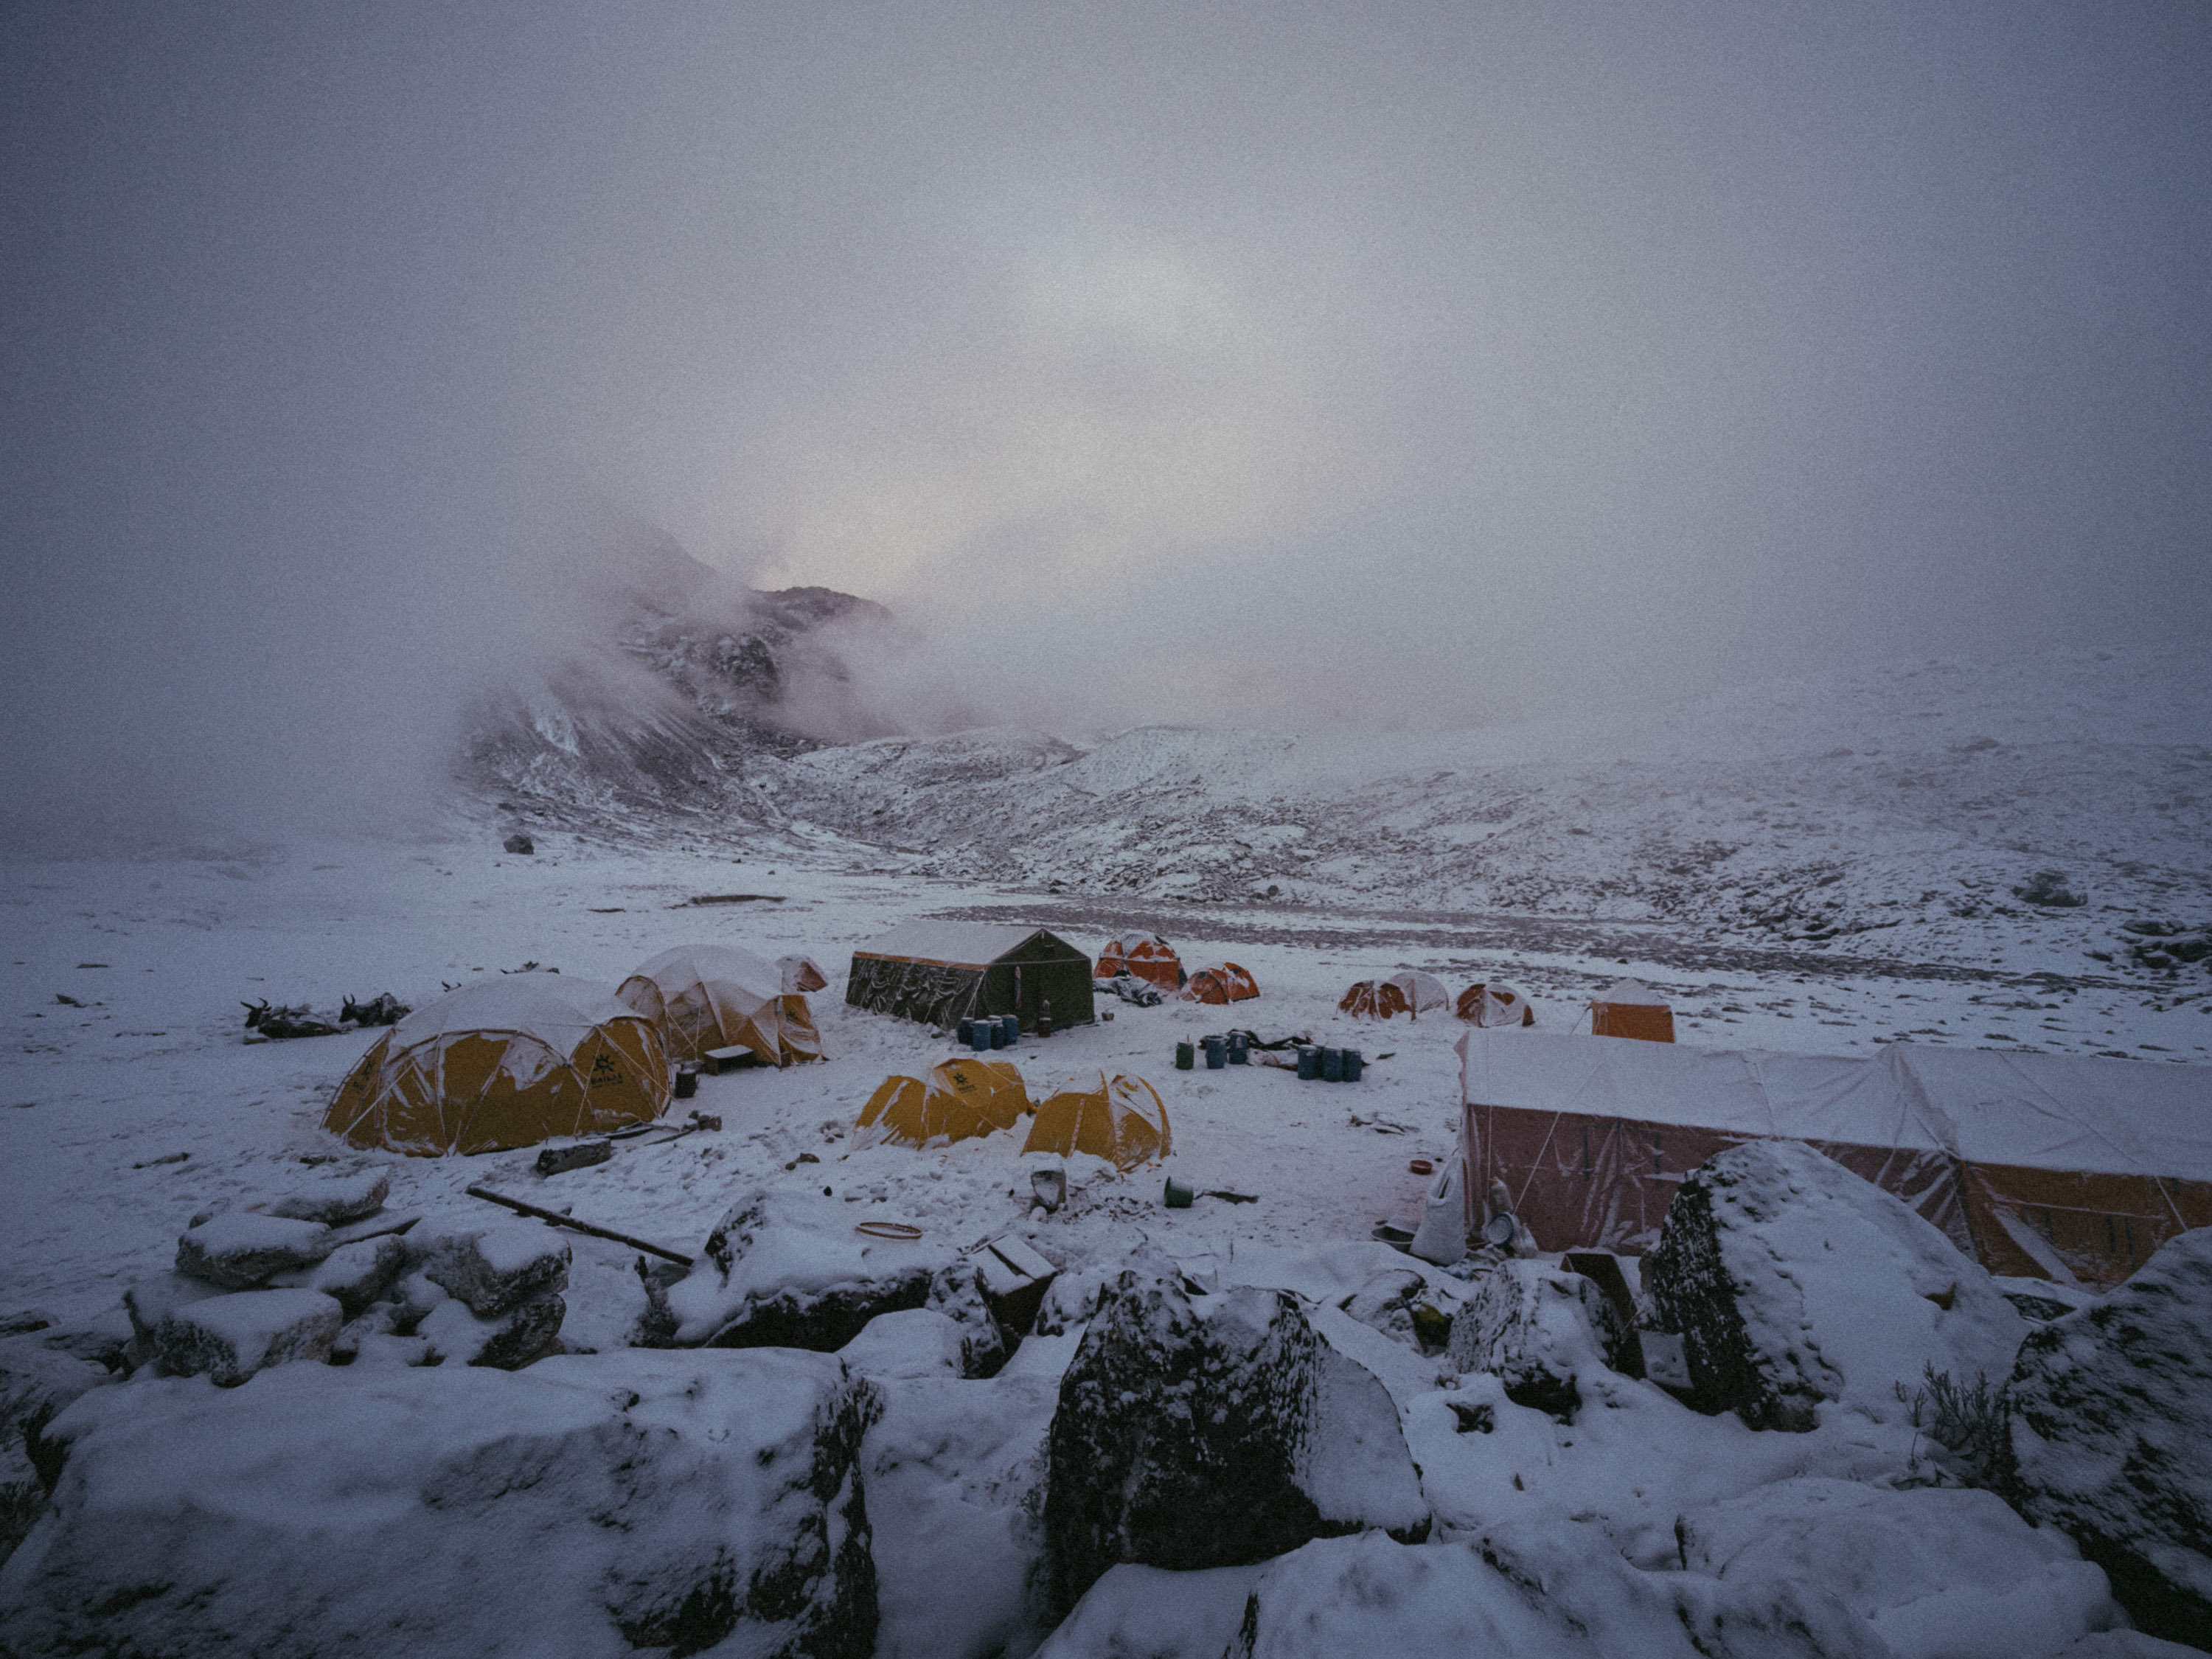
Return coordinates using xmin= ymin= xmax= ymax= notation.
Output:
xmin=925 ymin=1261 xmax=1009 ymax=1377
xmin=1643 ymin=1139 xmax=2025 ymax=1430
xmin=417 ymin=1294 xmax=566 ymax=1371
xmin=534 ymin=1140 xmax=613 ymax=1177
xmin=2014 ymin=870 xmax=2087 ymax=908
xmin=503 ymin=832 xmax=535 ymax=855
xmin=264 ymin=1169 xmax=389 ymax=1225
xmin=1445 ymin=1257 xmax=1633 ymax=1419
xmin=2003 ymin=1227 xmax=2212 ymax=1648
xmin=155 ymin=1290 xmax=343 ymax=1387
xmin=175 ymin=1212 xmax=335 ymax=1290
xmin=0 ymin=1351 xmax=880 ymax=1658
xmin=417 ymin=1222 xmax=571 ymax=1317
xmin=122 ymin=1271 xmax=223 ymax=1364
xmin=333 ymin=1302 xmax=400 ymax=1359
xmin=1044 ymin=1257 xmax=1429 ymax=1613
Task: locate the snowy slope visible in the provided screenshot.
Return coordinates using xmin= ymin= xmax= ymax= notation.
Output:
xmin=783 ymin=644 xmax=2212 ymax=977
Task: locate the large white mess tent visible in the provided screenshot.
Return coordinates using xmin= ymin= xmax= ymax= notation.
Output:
xmin=1455 ymin=1029 xmax=2212 ymax=1285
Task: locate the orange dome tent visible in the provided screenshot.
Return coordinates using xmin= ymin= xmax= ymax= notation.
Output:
xmin=1185 ymin=962 xmax=1259 ymax=1005
xmin=1340 ymin=970 xmax=1450 ymax=1020
xmin=325 ymin=978 xmax=669 ymax=1157
xmin=1022 ymin=1073 xmax=1172 ymax=1171
xmin=853 ymin=1057 xmax=1032 ymax=1149
xmin=1456 ymin=982 xmax=1536 ymax=1027
xmin=1096 ymin=933 xmax=1183 ymax=990
xmin=778 ymin=954 xmax=830 ymax=994
xmin=1590 ymin=979 xmax=1674 ymax=1043
xmin=616 ymin=944 xmax=824 ymax=1067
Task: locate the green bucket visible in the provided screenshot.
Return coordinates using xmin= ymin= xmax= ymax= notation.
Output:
xmin=1163 ymin=1176 xmax=1194 ymax=1208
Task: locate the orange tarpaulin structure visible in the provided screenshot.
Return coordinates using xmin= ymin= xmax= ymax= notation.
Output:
xmin=1185 ymin=962 xmax=1259 ymax=1005
xmin=616 ymin=945 xmax=824 ymax=1067
xmin=1590 ymin=978 xmax=1674 ymax=1043
xmin=326 ymin=978 xmax=669 ymax=1157
xmin=1455 ymin=1028 xmax=2212 ymax=1286
xmin=1022 ymin=1073 xmax=1172 ymax=1172
xmin=853 ymin=1057 xmax=1032 ymax=1150
xmin=1340 ymin=971 xmax=1449 ymax=1020
xmin=1457 ymin=982 xmax=1535 ymax=1027
xmin=1096 ymin=933 xmax=1183 ymax=991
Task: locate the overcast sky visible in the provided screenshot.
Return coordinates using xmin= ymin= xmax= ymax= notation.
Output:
xmin=4 ymin=2 xmax=2208 ymax=844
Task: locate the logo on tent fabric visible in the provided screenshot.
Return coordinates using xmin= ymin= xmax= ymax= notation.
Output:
xmin=589 ymin=1053 xmax=625 ymax=1088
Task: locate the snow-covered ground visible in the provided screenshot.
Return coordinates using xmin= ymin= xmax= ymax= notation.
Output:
xmin=2 ymin=644 xmax=2208 ymax=1655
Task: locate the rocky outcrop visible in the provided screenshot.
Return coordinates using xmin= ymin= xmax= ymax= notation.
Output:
xmin=1445 ymin=1258 xmax=1632 ymax=1419
xmin=2004 ymin=1227 xmax=2212 ymax=1649
xmin=1043 ymin=1259 xmax=1428 ymax=1613
xmin=0 ymin=1350 xmax=881 ymax=1659
xmin=1644 ymin=1139 xmax=2026 ymax=1430
xmin=417 ymin=1293 xmax=568 ymax=1371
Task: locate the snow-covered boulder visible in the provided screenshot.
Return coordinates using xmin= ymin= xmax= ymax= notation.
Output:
xmin=1043 ymin=1259 xmax=1429 ymax=1612
xmin=1031 ymin=1562 xmax=1262 ymax=1659
xmin=274 ymin=1233 xmax=407 ymax=1317
xmin=1075 ymin=1525 xmax=1885 ymax=1659
xmin=174 ymin=1211 xmax=334 ymax=1289
xmin=351 ymin=1332 xmax=436 ymax=1369
xmin=264 ymin=1168 xmax=389 ymax=1225
xmin=1644 ymin=1139 xmax=2026 ymax=1430
xmin=1446 ymin=1257 xmax=1630 ymax=1419
xmin=417 ymin=1293 xmax=566 ymax=1371
xmin=0 ymin=1350 xmax=881 ymax=1659
xmin=840 ymin=1309 xmax=969 ymax=1380
xmin=154 ymin=1289 xmax=343 ymax=1385
xmin=863 ymin=1371 xmax=1060 ymax=1658
xmin=1676 ymin=1476 xmax=2123 ymax=1659
xmin=416 ymin=1221 xmax=570 ymax=1316
xmin=0 ymin=1335 xmax=114 ymax=1549
xmin=2004 ymin=1227 xmax=2212 ymax=1647
xmin=658 ymin=1188 xmax=956 ymax=1351
xmin=927 ymin=1259 xmax=1011 ymax=1377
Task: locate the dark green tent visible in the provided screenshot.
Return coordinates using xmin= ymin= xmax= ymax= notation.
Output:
xmin=847 ymin=921 xmax=1095 ymax=1032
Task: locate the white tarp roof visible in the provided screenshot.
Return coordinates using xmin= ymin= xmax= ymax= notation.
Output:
xmin=628 ymin=943 xmax=782 ymax=1003
xmin=380 ymin=976 xmax=639 ymax=1051
xmin=1592 ymin=978 xmax=1666 ymax=1006
xmin=1457 ymin=1029 xmax=2212 ymax=1180
xmin=853 ymin=919 xmax=1064 ymax=968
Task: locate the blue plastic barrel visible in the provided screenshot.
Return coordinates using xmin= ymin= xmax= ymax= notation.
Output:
xmin=1296 ymin=1046 xmax=1320 ymax=1080
xmin=956 ymin=1018 xmax=974 ymax=1047
xmin=1203 ymin=1034 xmax=1226 ymax=1069
xmin=1341 ymin=1048 xmax=1363 ymax=1082
xmin=1320 ymin=1046 xmax=1343 ymax=1082
xmin=1227 ymin=1032 xmax=1249 ymax=1065
xmin=999 ymin=1014 xmax=1020 ymax=1046
xmin=970 ymin=1020 xmax=993 ymax=1052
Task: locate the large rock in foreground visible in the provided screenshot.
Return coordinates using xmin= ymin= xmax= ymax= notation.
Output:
xmin=1644 ymin=1139 xmax=2026 ymax=1430
xmin=1675 ymin=1476 xmax=2122 ymax=1659
xmin=0 ymin=1350 xmax=880 ymax=1659
xmin=1044 ymin=1260 xmax=1428 ymax=1613
xmin=2005 ymin=1227 xmax=2212 ymax=1649
xmin=1064 ymin=1526 xmax=1889 ymax=1659
xmin=653 ymin=1190 xmax=1005 ymax=1373
xmin=1446 ymin=1257 xmax=1631 ymax=1420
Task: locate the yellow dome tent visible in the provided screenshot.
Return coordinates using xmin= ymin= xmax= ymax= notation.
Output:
xmin=853 ymin=1057 xmax=1032 ymax=1149
xmin=324 ymin=978 xmax=669 ymax=1157
xmin=616 ymin=944 xmax=824 ymax=1067
xmin=1022 ymin=1073 xmax=1172 ymax=1172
